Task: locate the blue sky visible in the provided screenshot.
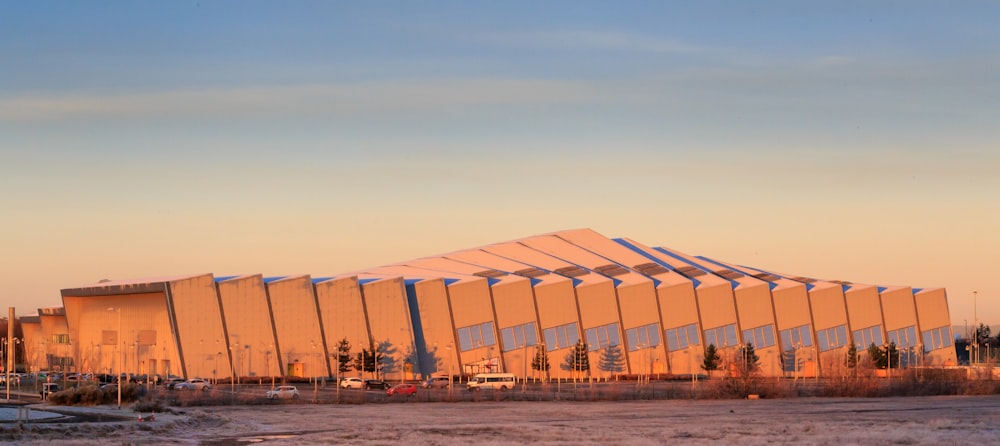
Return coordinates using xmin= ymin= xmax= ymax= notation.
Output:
xmin=2 ymin=1 xmax=998 ymax=327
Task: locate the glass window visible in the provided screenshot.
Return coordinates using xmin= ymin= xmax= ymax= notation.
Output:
xmin=458 ymin=328 xmax=473 ymax=351
xmin=556 ymin=327 xmax=568 ymax=349
xmin=923 ymin=331 xmax=934 ymax=350
xmin=666 ymin=329 xmax=680 ymax=351
xmin=482 ymin=322 xmax=495 ymax=346
xmin=609 ymin=323 xmax=621 ymax=347
xmin=627 ymin=329 xmax=640 ymax=351
xmin=501 ymin=328 xmax=515 ymax=351
xmin=725 ymin=325 xmax=737 ymax=347
xmin=525 ymin=322 xmax=538 ymax=346
xmin=544 ymin=328 xmax=557 ymax=350
xmin=687 ymin=325 xmax=700 ymax=346
xmin=704 ymin=329 xmax=717 ymax=348
xmin=585 ymin=328 xmax=598 ymax=349
xmin=817 ymin=331 xmax=829 ymax=352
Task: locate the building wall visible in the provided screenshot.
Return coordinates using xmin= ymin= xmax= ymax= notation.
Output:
xmin=616 ymin=281 xmax=662 ymax=375
xmin=38 ymin=310 xmax=71 ymax=372
xmin=361 ymin=277 xmax=415 ymax=382
xmin=805 ymin=282 xmax=852 ymax=378
xmin=446 ymin=279 xmax=499 ymax=375
xmin=490 ymin=278 xmax=538 ymax=380
xmin=266 ymin=276 xmax=326 ymax=378
xmin=315 ymin=276 xmax=370 ymax=378
xmin=169 ymin=275 xmax=228 ymax=379
xmin=844 ymin=285 xmax=885 ymax=349
xmin=880 ymin=287 xmax=918 ymax=334
xmin=408 ymin=278 xmax=457 ymax=378
xmin=657 ymin=278 xmax=702 ymax=375
xmin=532 ymin=278 xmax=581 ymax=379
xmin=573 ymin=280 xmax=621 ymax=378
xmin=731 ymin=281 xmax=782 ymax=376
xmin=769 ymin=283 xmax=818 ymax=377
xmin=20 ymin=320 xmax=43 ymax=373
xmin=217 ymin=276 xmax=279 ymax=379
xmin=914 ymin=288 xmax=958 ymax=366
xmin=63 ymin=292 xmax=174 ymax=379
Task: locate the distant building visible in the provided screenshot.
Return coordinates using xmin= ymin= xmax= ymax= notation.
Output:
xmin=39 ymin=228 xmax=955 ymax=379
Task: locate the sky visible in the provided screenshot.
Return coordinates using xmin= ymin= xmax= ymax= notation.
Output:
xmin=1 ymin=1 xmax=998 ymax=329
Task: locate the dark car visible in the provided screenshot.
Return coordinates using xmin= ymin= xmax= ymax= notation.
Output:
xmin=387 ymin=383 xmax=417 ymax=397
xmin=363 ymin=379 xmax=390 ymax=390
xmin=422 ymin=376 xmax=451 ymax=389
xmin=40 ymin=383 xmax=60 ymax=400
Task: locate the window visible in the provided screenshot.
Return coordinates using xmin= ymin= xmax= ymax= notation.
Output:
xmin=704 ymin=324 xmax=739 ymax=348
xmin=52 ymin=334 xmax=70 ymax=344
xmin=542 ymin=322 xmax=579 ymax=350
xmin=887 ymin=325 xmax=918 ymax=349
xmin=457 ymin=321 xmax=496 ymax=352
xmin=742 ymin=324 xmax=776 ymax=349
xmin=814 ymin=325 xmax=848 ymax=352
xmin=625 ymin=323 xmax=661 ymax=351
xmin=665 ymin=323 xmax=701 ymax=352
xmin=853 ymin=325 xmax=884 ymax=349
xmin=779 ymin=324 xmax=813 ymax=350
xmin=922 ymin=326 xmax=952 ymax=351
xmin=585 ymin=323 xmax=622 ymax=352
xmin=500 ymin=322 xmax=538 ymax=352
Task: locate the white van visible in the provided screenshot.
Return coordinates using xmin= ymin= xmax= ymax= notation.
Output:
xmin=466 ymin=373 xmax=517 ymax=391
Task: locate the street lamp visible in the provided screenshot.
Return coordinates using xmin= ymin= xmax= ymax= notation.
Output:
xmin=884 ymin=342 xmax=893 ymax=381
xmin=446 ymin=343 xmax=454 ymax=400
xmin=974 ymin=290 xmax=978 ymax=365
xmin=107 ymin=307 xmax=122 ymax=409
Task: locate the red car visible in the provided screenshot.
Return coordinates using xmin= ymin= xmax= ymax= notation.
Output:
xmin=387 ymin=383 xmax=417 ymax=397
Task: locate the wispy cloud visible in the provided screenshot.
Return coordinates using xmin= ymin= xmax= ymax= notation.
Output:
xmin=480 ymin=29 xmax=704 ymax=53
xmin=0 ymin=78 xmax=612 ymax=121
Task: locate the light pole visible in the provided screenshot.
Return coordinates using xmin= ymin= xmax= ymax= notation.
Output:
xmin=688 ymin=344 xmax=697 ymax=388
xmin=446 ymin=343 xmax=453 ymax=400
xmin=974 ymin=290 xmax=979 ymax=366
xmin=107 ymin=307 xmax=122 ymax=409
xmin=885 ymin=342 xmax=892 ymax=381
xmin=522 ymin=340 xmax=528 ymax=393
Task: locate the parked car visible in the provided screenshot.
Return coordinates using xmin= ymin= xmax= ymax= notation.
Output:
xmin=266 ymin=385 xmax=300 ymax=399
xmin=387 ymin=383 xmax=417 ymax=397
xmin=364 ymin=379 xmax=390 ymax=390
xmin=422 ymin=376 xmax=451 ymax=389
xmin=175 ymin=378 xmax=211 ymax=391
xmin=164 ymin=377 xmax=186 ymax=390
xmin=40 ymin=382 xmax=60 ymax=400
xmin=340 ymin=377 xmax=364 ymax=389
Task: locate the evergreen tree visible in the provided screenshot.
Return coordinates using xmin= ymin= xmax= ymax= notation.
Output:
xmin=701 ymin=344 xmax=720 ymax=373
xmin=737 ymin=343 xmax=759 ymax=374
xmin=336 ymin=338 xmax=352 ymax=375
xmin=598 ymin=345 xmax=626 ymax=374
xmin=353 ymin=347 xmax=386 ymax=378
xmin=562 ymin=340 xmax=590 ymax=377
xmin=868 ymin=342 xmax=886 ymax=369
xmin=884 ymin=342 xmax=899 ymax=369
xmin=846 ymin=343 xmax=858 ymax=372
xmin=531 ymin=344 xmax=551 ymax=378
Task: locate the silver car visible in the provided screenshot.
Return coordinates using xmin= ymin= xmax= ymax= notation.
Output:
xmin=175 ymin=378 xmax=212 ymax=391
xmin=266 ymin=385 xmax=300 ymax=399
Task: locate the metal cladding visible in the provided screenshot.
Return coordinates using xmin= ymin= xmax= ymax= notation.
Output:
xmin=45 ymin=228 xmax=956 ymax=379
